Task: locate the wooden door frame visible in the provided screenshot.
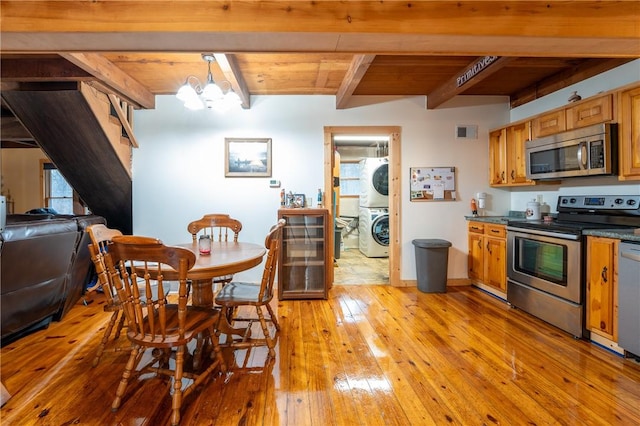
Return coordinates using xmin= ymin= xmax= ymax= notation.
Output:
xmin=324 ymin=126 xmax=401 ymax=286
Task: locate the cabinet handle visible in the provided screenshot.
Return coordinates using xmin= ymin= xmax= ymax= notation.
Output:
xmin=477 ymin=240 xmax=482 ymax=249
xmin=511 ymin=170 xmax=515 ymax=180
xmin=486 ymin=242 xmax=491 ymax=254
xmin=601 ymin=266 xmax=608 ymax=283
xmin=501 ymin=171 xmax=505 ymax=182
xmin=490 ymin=229 xmax=500 ymax=234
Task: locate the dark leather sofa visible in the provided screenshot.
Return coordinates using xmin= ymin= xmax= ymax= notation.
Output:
xmin=0 ymin=213 xmax=106 ymax=344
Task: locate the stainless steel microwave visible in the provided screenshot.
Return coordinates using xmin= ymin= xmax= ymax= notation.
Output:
xmin=525 ymin=123 xmax=617 ymax=180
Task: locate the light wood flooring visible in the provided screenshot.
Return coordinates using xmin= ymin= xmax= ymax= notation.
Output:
xmin=333 ymin=248 xmax=389 ymax=285
xmin=2 ymin=285 xmax=639 ymax=425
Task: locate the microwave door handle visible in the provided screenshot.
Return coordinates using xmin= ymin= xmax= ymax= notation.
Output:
xmin=577 ymin=142 xmax=588 ymax=170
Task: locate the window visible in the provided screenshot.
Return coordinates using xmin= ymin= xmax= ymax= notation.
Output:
xmin=43 ymin=163 xmax=74 ymax=214
xmin=339 ymin=162 xmax=361 ymax=196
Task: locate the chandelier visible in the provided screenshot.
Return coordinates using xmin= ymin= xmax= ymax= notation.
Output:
xmin=176 ymin=54 xmax=242 ymax=112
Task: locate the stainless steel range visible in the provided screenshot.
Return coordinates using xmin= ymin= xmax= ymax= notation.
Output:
xmin=506 ymin=194 xmax=640 ymax=338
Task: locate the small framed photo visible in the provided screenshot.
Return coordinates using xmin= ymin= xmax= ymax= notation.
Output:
xmin=292 ymin=194 xmax=306 ymax=208
xmin=225 ymin=138 xmax=272 ymax=177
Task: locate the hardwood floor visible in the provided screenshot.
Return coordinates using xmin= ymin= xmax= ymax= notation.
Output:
xmin=2 ymin=285 xmax=639 ymax=425
xmin=334 ymin=248 xmax=388 ymax=285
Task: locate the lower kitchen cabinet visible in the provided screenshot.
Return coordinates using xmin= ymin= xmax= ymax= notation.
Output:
xmin=586 ymin=236 xmax=619 ymax=341
xmin=468 ymin=221 xmax=507 ymax=296
xmin=278 ymin=208 xmax=330 ymax=300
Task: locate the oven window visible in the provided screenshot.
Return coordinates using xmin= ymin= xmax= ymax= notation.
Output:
xmin=514 ymin=237 xmax=567 ymax=285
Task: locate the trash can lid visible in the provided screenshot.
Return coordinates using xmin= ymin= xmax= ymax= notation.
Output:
xmin=412 ymin=239 xmax=452 ymax=248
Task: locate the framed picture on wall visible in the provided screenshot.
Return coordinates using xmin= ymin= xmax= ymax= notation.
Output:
xmin=225 ymin=138 xmax=272 ymax=177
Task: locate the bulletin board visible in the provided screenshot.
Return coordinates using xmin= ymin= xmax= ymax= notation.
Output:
xmin=410 ymin=167 xmax=456 ymax=201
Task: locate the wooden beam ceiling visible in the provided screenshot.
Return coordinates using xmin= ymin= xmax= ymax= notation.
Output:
xmin=2 ymin=1 xmax=639 ymax=57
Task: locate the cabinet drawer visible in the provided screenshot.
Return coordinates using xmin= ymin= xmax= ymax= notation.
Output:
xmin=485 ymin=224 xmax=506 ymax=238
xmin=468 ymin=222 xmax=485 ymax=234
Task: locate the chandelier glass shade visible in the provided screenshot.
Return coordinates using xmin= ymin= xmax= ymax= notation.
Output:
xmin=177 ymin=54 xmax=242 ymax=112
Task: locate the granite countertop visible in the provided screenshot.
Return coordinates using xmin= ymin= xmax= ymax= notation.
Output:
xmin=465 ymin=211 xmax=526 ymax=225
xmin=583 ymin=228 xmax=640 ymax=243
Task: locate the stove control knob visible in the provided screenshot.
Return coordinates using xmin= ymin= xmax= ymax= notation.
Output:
xmin=569 ymin=198 xmax=577 ymax=204
xmin=561 ymin=198 xmax=568 ymax=204
xmin=615 ymin=198 xmax=624 ymax=205
xmin=627 ymin=199 xmax=637 ymax=206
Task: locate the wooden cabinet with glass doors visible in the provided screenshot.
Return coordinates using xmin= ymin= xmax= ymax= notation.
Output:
xmin=278 ymin=208 xmax=330 ymax=300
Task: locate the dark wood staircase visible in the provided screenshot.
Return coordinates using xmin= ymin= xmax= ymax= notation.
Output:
xmin=2 ymin=82 xmax=134 ymax=233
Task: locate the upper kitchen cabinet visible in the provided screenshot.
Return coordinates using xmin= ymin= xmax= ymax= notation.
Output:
xmin=531 ymin=93 xmax=614 ymax=139
xmin=618 ymin=83 xmax=640 ymax=180
xmin=489 ymin=121 xmax=534 ymax=187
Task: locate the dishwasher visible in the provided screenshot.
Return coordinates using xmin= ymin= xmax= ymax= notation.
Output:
xmin=618 ymin=241 xmax=640 ymax=359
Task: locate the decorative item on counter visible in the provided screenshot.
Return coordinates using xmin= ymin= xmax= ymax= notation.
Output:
xmin=198 ymin=234 xmax=211 ymax=255
xmin=568 ymin=91 xmax=582 ymax=103
xmin=526 ymin=199 xmax=541 ymax=220
xmin=286 ymin=191 xmax=294 ymax=208
xmin=317 ymin=189 xmax=323 ymax=208
xmin=280 ymin=189 xmax=285 ymax=206
xmin=470 ymin=198 xmax=478 ymax=217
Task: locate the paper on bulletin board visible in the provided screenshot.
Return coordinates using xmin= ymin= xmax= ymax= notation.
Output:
xmin=410 ymin=167 xmax=456 ymax=201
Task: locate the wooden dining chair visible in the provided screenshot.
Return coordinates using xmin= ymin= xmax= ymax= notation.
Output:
xmin=103 ymin=235 xmax=227 ymax=426
xmin=214 ymin=219 xmax=285 ymax=358
xmin=86 ymin=224 xmax=128 ymax=367
xmin=187 ymin=214 xmax=243 ymax=289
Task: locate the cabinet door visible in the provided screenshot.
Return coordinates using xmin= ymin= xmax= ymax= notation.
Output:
xmin=586 ymin=237 xmax=618 ymax=340
xmin=489 ymin=128 xmax=507 ymax=185
xmin=484 ymin=236 xmax=506 ymax=291
xmin=566 ymin=94 xmax=613 ymax=130
xmin=468 ymin=233 xmax=484 ymax=282
xmin=532 ymin=110 xmax=566 ymax=139
xmin=619 ymin=85 xmax=640 ymax=180
xmin=507 ymin=122 xmax=532 ymax=185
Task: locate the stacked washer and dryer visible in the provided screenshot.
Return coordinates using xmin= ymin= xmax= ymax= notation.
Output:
xmin=358 ymin=157 xmax=389 ymax=257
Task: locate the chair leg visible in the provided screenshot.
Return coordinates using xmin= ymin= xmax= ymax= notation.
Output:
xmin=93 ymin=310 xmax=119 ymax=367
xmin=113 ymin=311 xmax=126 ymax=339
xmin=112 ymin=345 xmax=141 ymax=412
xmin=171 ymin=346 xmax=185 ymax=426
xmin=256 ymin=308 xmax=276 ymax=358
xmin=265 ymin=303 xmax=280 ymax=331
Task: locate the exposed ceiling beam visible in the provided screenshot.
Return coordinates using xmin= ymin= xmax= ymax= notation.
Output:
xmin=213 ymin=53 xmax=250 ymax=109
xmin=510 ymin=58 xmax=635 ymax=108
xmin=59 ymin=53 xmax=155 ymax=109
xmin=1 ymin=2 xmax=639 ymax=57
xmin=427 ymin=56 xmax=517 ymax=109
xmin=336 ymin=54 xmax=376 ymax=109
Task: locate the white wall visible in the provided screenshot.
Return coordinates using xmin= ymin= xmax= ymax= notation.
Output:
xmin=133 ymin=94 xmax=510 ymax=283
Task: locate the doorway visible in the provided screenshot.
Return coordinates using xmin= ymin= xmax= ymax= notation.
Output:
xmin=323 ymin=126 xmax=401 ymax=286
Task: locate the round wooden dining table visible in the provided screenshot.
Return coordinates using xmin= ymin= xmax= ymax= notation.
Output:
xmin=164 ymin=241 xmax=266 ymax=308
